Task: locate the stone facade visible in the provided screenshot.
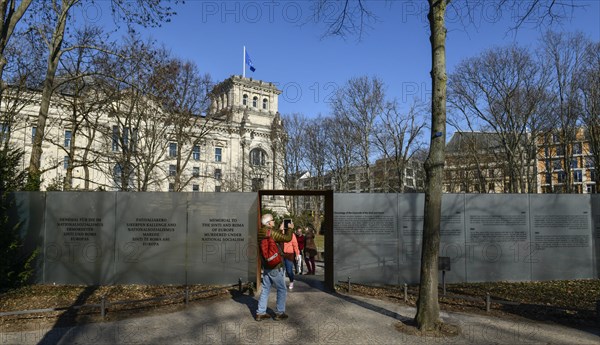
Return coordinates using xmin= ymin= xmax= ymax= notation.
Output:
xmin=0 ymin=75 xmax=286 ymax=193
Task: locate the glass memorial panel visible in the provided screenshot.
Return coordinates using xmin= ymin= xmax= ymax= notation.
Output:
xmin=529 ymin=194 xmax=593 ymax=280
xmin=44 ymin=192 xmax=116 ymax=284
xmin=592 ymin=195 xmax=600 ymax=278
xmin=398 ymin=193 xmax=424 ymax=284
xmin=334 ymin=193 xmax=399 ymax=285
xmin=9 ymin=192 xmax=45 ymax=283
xmin=465 ymin=194 xmax=530 ymax=282
xmin=440 ymin=194 xmax=466 ymax=283
xmin=187 ymin=193 xmax=257 ymax=284
xmin=114 ymin=193 xmax=187 ymax=284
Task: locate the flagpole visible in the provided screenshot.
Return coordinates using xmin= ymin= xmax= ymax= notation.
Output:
xmin=243 ymin=46 xmax=246 ymax=78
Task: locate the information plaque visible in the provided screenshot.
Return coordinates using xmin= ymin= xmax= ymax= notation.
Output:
xmin=44 ymin=192 xmax=116 ymax=284
xmin=114 ymin=193 xmax=187 ymax=284
xmin=187 ymin=193 xmax=258 ymax=284
xmin=465 ymin=194 xmax=530 ymax=282
xmin=334 ymin=193 xmax=399 ymax=284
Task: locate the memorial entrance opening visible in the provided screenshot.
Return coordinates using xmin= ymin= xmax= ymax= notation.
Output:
xmin=258 ymin=190 xmax=334 ymax=291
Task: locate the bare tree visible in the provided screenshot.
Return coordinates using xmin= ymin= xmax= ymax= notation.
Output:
xmin=449 ymin=44 xmax=550 ymax=193
xmin=93 ymin=35 xmax=169 ymax=191
xmin=53 ymin=25 xmax=107 ymax=190
xmin=0 ymin=29 xmax=43 ymax=150
xmin=152 ymin=57 xmax=214 ymax=192
xmin=313 ymin=0 xmax=578 ymax=331
xmin=331 ymin=75 xmax=385 ymax=192
xmin=578 ymin=41 xmax=600 ymax=190
xmin=323 ymin=112 xmax=359 ymax=192
xmin=27 ymin=0 xmax=178 ymax=188
xmin=0 ymin=0 xmax=33 ymax=103
xmin=373 ymin=100 xmax=427 ymax=192
xmin=540 ymin=31 xmax=589 ymax=193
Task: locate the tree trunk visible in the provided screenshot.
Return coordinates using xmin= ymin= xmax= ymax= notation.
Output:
xmin=415 ymin=0 xmax=447 ymax=331
xmin=28 ymin=2 xmax=70 ymax=183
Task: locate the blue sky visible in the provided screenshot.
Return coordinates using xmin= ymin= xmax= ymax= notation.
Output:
xmin=90 ymin=1 xmax=600 ymax=119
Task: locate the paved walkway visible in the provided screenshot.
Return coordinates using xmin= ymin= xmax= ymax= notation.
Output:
xmin=2 ymin=273 xmax=599 ymax=344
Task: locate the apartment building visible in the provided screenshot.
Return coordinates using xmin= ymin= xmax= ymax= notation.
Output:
xmin=537 ymin=128 xmax=597 ymax=194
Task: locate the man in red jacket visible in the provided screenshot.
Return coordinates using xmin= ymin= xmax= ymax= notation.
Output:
xmin=256 ymin=213 xmax=293 ymax=321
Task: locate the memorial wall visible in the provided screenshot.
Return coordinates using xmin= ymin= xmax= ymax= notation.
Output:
xmin=10 ymin=192 xmax=258 ymax=285
xmin=8 ymin=192 xmax=600 ymax=285
xmin=334 ymin=193 xmax=599 ymax=285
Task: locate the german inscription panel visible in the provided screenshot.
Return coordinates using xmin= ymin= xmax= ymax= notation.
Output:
xmin=44 ymin=192 xmax=115 ymax=284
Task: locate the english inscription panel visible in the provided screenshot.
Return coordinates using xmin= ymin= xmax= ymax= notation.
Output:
xmin=187 ymin=193 xmax=257 ymax=284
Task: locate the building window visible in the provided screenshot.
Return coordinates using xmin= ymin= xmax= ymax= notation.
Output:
xmin=193 ymin=145 xmax=200 ymax=160
xmin=242 ymin=94 xmax=248 ymax=106
xmin=192 ymin=184 xmax=199 ymax=192
xmin=573 ymin=142 xmax=582 ymax=155
xmin=215 ymin=147 xmax=222 ymax=162
xmin=169 ymin=164 xmax=176 ymax=176
xmin=585 ymin=157 xmax=594 ymax=168
xmin=123 ymin=127 xmax=129 ymax=149
xmin=112 ymin=126 xmax=119 ymax=151
xmin=571 ymin=158 xmax=578 ymax=169
xmin=169 ymin=183 xmax=174 ymax=192
xmin=252 ymin=96 xmax=258 ymax=107
xmin=193 ymin=166 xmax=199 ymax=177
xmin=574 ymin=170 xmax=583 ymax=183
xmin=587 ymin=184 xmax=596 ymax=193
xmin=65 ymin=131 xmax=72 ymax=148
xmin=591 ymin=170 xmax=596 ymax=182
xmin=63 ymin=156 xmax=69 ymax=169
xmin=215 ymin=185 xmax=221 ymax=192
xmin=557 ymin=171 xmax=566 ymax=183
xmin=553 ymin=159 xmax=562 ymax=171
xmin=251 ymin=178 xmax=264 ymax=192
xmin=545 ymin=173 xmax=552 ymax=184
xmin=214 ymin=168 xmax=222 ymax=180
xmin=250 ymin=148 xmax=267 ymax=166
xmin=552 ymin=133 xmax=559 ymax=143
xmin=0 ymin=123 xmax=9 ymax=142
xmin=31 ymin=126 xmax=36 ymax=143
xmin=169 ymin=143 xmax=177 ymax=157
xmin=113 ymin=163 xmax=134 ymax=190
xmin=556 ymin=145 xmax=564 ymax=156
xmin=262 ymin=98 xmax=268 ymax=110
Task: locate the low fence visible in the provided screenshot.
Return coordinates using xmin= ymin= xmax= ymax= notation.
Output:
xmin=0 ymin=279 xmax=253 ymax=320
xmin=339 ymin=278 xmax=600 ymax=319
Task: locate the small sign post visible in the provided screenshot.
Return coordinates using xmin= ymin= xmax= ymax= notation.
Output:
xmin=438 ymin=256 xmax=451 ymax=295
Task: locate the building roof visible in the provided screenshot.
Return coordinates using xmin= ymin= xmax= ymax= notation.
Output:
xmin=446 ymin=132 xmax=503 ymax=153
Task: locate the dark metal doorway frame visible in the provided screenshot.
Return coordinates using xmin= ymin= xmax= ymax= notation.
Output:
xmin=258 ymin=190 xmax=334 ymax=291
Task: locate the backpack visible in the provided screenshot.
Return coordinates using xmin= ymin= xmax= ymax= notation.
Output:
xmin=260 ymin=229 xmax=282 ymax=269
